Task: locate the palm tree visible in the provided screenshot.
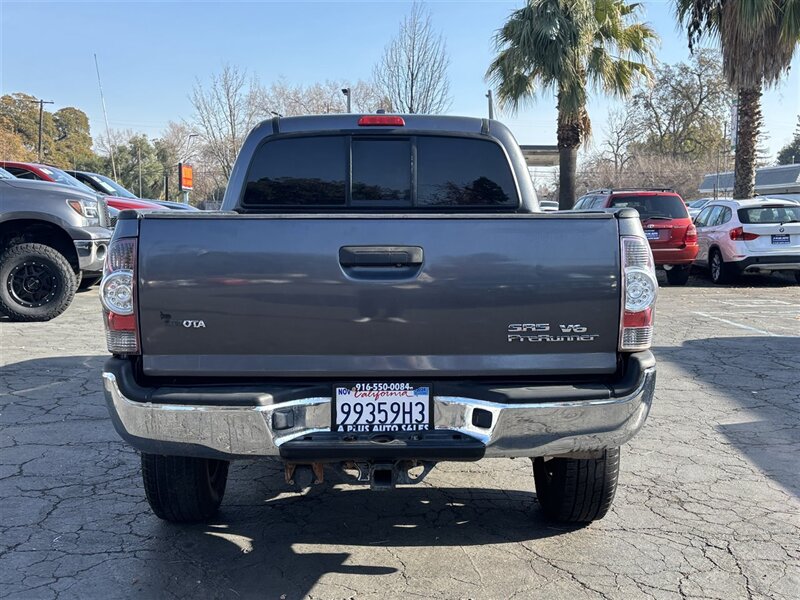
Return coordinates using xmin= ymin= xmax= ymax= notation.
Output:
xmin=676 ymin=0 xmax=800 ymax=198
xmin=487 ymin=0 xmax=658 ymax=209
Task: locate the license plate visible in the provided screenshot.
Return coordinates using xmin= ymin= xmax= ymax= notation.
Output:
xmin=333 ymin=383 xmax=431 ymax=433
xmin=645 ymin=229 xmax=660 ymax=240
xmin=772 ymin=234 xmax=791 ymax=245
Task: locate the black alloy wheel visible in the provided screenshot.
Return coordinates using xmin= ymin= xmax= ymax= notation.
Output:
xmin=8 ymin=261 xmax=58 ymax=307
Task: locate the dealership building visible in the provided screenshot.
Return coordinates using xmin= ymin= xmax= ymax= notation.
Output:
xmin=698 ymin=163 xmax=800 ymax=197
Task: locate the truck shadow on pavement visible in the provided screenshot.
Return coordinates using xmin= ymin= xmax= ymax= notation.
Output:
xmin=143 ymin=476 xmax=573 ymax=599
xmin=0 ymin=354 xmax=579 ymax=600
xmin=652 ymin=335 xmax=800 ymax=499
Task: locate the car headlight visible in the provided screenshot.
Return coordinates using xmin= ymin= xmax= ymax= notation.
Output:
xmin=66 ymin=198 xmax=100 ymax=225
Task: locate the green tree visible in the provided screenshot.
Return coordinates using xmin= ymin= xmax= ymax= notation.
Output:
xmin=0 ymin=93 xmax=43 ymax=156
xmin=676 ymin=0 xmax=800 ymax=198
xmin=631 ymin=49 xmax=733 ymax=162
xmin=777 ymin=117 xmax=800 ymax=164
xmin=50 ymin=107 xmax=96 ymax=169
xmin=487 ymin=0 xmax=657 ymax=208
xmin=0 ymin=93 xmax=97 ymax=167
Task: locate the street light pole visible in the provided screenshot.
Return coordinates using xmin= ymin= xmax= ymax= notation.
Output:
xmin=341 ymin=88 xmax=351 ymax=113
xmin=486 ymin=90 xmax=494 ymax=120
xmin=29 ymin=99 xmax=54 ymax=162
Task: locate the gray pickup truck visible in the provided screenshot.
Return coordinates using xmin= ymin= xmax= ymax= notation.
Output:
xmin=101 ymin=115 xmax=657 ymax=525
xmin=0 ymin=167 xmax=111 ymax=321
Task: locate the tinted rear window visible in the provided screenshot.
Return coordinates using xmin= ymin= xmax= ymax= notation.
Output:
xmin=351 ymin=139 xmax=411 ymax=205
xmin=738 ymin=206 xmax=800 ymax=224
xmin=241 ymin=135 xmax=518 ymax=209
xmin=608 ymin=194 xmax=688 ymax=219
xmin=416 ymin=137 xmax=516 ymax=207
xmin=243 ymin=136 xmax=347 ymax=206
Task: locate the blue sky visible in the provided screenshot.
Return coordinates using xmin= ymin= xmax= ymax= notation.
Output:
xmin=1 ymin=0 xmax=798 ymax=162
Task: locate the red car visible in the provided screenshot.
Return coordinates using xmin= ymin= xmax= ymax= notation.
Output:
xmin=0 ymin=162 xmax=163 ymax=212
xmin=574 ymin=188 xmax=699 ymax=285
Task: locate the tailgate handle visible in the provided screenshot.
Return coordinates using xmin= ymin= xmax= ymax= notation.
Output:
xmin=339 ymin=246 xmax=423 ymax=268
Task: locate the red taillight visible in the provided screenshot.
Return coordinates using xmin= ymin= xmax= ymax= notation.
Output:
xmin=729 ymin=227 xmax=759 ymax=241
xmin=623 ymin=307 xmax=652 ymax=328
xmin=100 ymin=238 xmax=139 ymax=355
xmin=684 ymin=224 xmax=697 ymax=243
xmin=619 ymin=237 xmax=657 ymax=351
xmin=358 ymin=115 xmax=405 ymax=127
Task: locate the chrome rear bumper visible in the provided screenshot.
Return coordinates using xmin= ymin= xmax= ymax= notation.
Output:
xmin=103 ymin=360 xmax=656 ymax=460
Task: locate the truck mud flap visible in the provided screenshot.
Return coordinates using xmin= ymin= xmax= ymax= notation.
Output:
xmin=278 ymin=430 xmax=486 ymax=463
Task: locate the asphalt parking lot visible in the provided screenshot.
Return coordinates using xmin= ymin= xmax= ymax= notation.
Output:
xmin=1 ymin=270 xmax=798 ymax=600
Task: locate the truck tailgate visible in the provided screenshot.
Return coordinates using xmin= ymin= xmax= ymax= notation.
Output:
xmin=137 ymin=214 xmax=621 ymax=377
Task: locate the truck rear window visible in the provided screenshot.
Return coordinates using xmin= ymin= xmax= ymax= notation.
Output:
xmin=242 ymin=135 xmax=518 ymax=210
xmin=608 ymin=195 xmax=689 ymax=219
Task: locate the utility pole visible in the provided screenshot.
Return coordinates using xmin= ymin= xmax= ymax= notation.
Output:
xmin=29 ymin=99 xmax=54 ymax=162
xmin=486 ymin=90 xmax=494 ymax=120
xmin=341 ymin=88 xmax=351 ymax=113
xmin=137 ymin=144 xmax=143 ymax=197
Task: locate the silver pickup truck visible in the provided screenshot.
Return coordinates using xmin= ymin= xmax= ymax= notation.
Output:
xmin=101 ymin=115 xmax=657 ymax=525
xmin=0 ymin=167 xmax=111 ymax=321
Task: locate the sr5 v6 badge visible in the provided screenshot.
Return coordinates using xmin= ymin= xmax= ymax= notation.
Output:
xmin=507 ymin=323 xmax=598 ymax=343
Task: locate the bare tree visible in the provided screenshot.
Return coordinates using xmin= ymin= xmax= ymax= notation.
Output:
xmin=259 ymin=79 xmax=385 ymax=116
xmin=600 ymin=108 xmax=643 ymax=175
xmin=189 ymin=65 xmax=261 ymax=179
xmin=373 ymin=2 xmax=451 ymax=114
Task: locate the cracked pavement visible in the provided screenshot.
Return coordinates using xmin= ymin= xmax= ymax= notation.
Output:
xmin=1 ymin=271 xmax=798 ymax=599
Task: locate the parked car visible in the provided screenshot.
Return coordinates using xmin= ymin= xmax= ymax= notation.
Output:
xmin=64 ymin=170 xmax=200 ymax=211
xmin=538 ymin=199 xmax=559 ymax=212
xmin=575 ymin=188 xmax=699 ymax=285
xmin=686 ymin=197 xmax=727 ymax=218
xmin=148 ymin=200 xmax=200 ymax=211
xmin=0 ymin=167 xmax=111 ymax=320
xmin=1 ymin=162 xmax=164 ymax=212
xmin=693 ymin=198 xmax=800 ymax=284
xmin=101 ymin=114 xmax=657 ymax=525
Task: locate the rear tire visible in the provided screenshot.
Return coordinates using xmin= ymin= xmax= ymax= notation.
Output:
xmin=794 ymin=272 xmax=800 ymax=284
xmin=533 ymin=448 xmax=620 ymax=523
xmin=710 ymin=249 xmax=734 ymax=285
xmin=665 ymin=265 xmax=690 ymax=286
xmin=141 ymin=454 xmax=229 ymax=523
xmin=0 ymin=243 xmax=77 ymax=321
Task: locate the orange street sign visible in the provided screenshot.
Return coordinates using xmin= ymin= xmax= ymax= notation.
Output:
xmin=178 ymin=163 xmax=193 ymax=191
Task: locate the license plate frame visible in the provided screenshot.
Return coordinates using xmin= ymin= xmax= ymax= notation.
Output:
xmin=771 ymin=234 xmax=791 ymax=245
xmin=645 ymin=229 xmax=660 ymax=241
xmin=332 ymin=383 xmax=433 ymax=433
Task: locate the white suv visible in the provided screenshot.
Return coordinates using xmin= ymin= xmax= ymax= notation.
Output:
xmin=693 ymin=199 xmax=800 ymax=284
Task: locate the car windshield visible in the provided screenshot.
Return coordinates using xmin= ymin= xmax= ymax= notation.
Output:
xmin=738 ymin=205 xmax=800 ymax=224
xmin=38 ymin=166 xmax=98 ymax=194
xmin=688 ymin=199 xmax=709 ymax=208
xmin=0 ymin=167 xmax=14 ymax=180
xmin=92 ymin=173 xmax=137 ymax=199
xmin=608 ymin=194 xmax=689 ymax=219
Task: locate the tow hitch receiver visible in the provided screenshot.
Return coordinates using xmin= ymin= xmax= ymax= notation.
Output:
xmin=340 ymin=460 xmax=436 ymax=491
